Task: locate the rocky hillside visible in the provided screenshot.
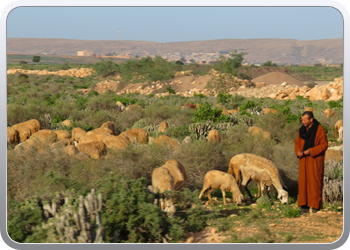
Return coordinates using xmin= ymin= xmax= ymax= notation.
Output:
xmin=7 ymin=67 xmax=343 ymax=102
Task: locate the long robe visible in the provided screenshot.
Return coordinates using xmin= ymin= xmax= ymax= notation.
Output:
xmin=294 ymin=125 xmax=328 ymax=210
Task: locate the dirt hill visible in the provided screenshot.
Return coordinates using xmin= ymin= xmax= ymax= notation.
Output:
xmin=252 ymin=72 xmax=305 ymax=87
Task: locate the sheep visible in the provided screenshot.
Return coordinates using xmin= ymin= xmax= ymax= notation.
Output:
xmin=248 ymin=126 xmax=272 ymax=140
xmin=54 ymin=130 xmax=71 ymax=140
xmin=7 ymin=127 xmax=19 ymax=144
xmin=324 ymin=108 xmax=335 ymax=118
xmin=262 ymin=108 xmax=278 ymax=115
xmin=20 ymin=119 xmax=41 ymax=134
xmin=334 ymin=120 xmax=343 ymax=138
xmin=198 ymin=170 xmax=243 ymax=206
xmin=337 ymin=126 xmax=343 ymax=142
xmin=71 ymin=127 xmax=86 ymax=143
xmin=50 ymin=138 xmax=72 ymax=150
xmin=227 ymin=153 xmax=289 ymax=204
xmin=304 ymin=107 xmax=314 ymax=113
xmin=119 ymin=128 xmax=149 ymax=144
xmin=161 ymin=159 xmax=187 ymax=191
xmin=31 ymin=129 xmax=58 ymax=145
xmin=207 ymin=129 xmax=221 ymax=143
xmin=79 ymin=133 xmax=110 ymax=144
xmin=61 ymin=119 xmax=72 ymax=128
xmin=101 ymin=121 xmax=115 ymax=135
xmin=151 ymin=166 xmax=176 ymax=213
xmin=154 ymin=135 xmax=179 ymax=151
xmin=64 ymin=145 xmax=80 ymax=156
xmin=85 ymin=127 xmax=113 ymax=137
xmin=159 ymin=121 xmax=169 ymax=133
xmin=76 ymin=141 xmax=107 ymax=159
xmin=103 ymin=135 xmax=131 ymax=151
xmin=11 ymin=124 xmax=31 ymax=142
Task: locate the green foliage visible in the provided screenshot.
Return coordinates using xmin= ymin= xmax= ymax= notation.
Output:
xmin=215 ymin=50 xmax=246 ymax=75
xmin=74 ymin=96 xmax=88 ymax=110
xmin=328 ymin=97 xmax=343 ymax=109
xmin=239 ymin=99 xmax=260 ymax=112
xmin=284 ymin=208 xmax=301 ymax=218
xmin=52 ymin=115 xmax=65 ymax=124
xmin=32 ymin=56 xmax=41 ymax=63
xmin=114 ymin=95 xmax=138 ymax=106
xmin=8 ymin=199 xmax=44 ymax=243
xmin=164 ymin=124 xmax=192 ymax=141
xmin=165 ymin=86 xmax=176 ymax=94
xmin=43 ymin=93 xmax=61 ymax=106
xmin=193 ymin=103 xmax=231 ymax=123
xmin=217 ymin=92 xmax=232 ymax=105
xmin=93 ymin=59 xmax=120 ymax=77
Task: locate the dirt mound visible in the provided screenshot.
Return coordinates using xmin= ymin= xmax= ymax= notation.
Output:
xmin=252 ymin=72 xmax=305 ymax=87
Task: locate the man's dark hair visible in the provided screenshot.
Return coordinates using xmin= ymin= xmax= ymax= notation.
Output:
xmin=302 ymin=111 xmax=314 ymax=119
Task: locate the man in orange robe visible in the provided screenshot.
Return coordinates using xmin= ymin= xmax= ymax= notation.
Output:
xmin=295 ymin=111 xmax=328 ymax=214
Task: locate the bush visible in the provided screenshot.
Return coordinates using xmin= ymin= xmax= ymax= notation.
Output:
xmin=193 ymin=103 xmax=231 ymax=123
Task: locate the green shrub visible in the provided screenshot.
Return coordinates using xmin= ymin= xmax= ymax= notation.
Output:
xmin=7 ymin=199 xmax=44 ymax=243
xmin=284 ymin=208 xmax=301 ymax=218
xmin=193 ymin=103 xmax=231 ymax=123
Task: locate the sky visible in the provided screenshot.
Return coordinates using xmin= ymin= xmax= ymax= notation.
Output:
xmin=6 ymin=6 xmax=344 ymax=42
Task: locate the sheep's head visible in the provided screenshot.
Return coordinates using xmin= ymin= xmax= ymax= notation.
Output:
xmin=233 ymin=193 xmax=244 ymax=205
xmin=278 ymin=189 xmax=289 ymax=204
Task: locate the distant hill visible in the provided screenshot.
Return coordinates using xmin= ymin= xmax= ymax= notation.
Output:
xmin=6 ymin=38 xmax=343 ymax=65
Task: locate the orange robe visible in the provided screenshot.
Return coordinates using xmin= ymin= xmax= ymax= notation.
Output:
xmin=294 ymin=125 xmax=328 ymax=210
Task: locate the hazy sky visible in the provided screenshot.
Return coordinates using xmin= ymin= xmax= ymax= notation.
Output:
xmin=5 ymin=6 xmax=345 ymax=42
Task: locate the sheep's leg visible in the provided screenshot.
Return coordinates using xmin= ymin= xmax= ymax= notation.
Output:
xmin=198 ymin=185 xmax=209 ymax=200
xmin=207 ymin=189 xmax=214 ymax=205
xmin=255 ymin=182 xmax=261 ymax=198
xmin=233 ymin=168 xmax=241 ymax=187
xmin=242 ymin=179 xmax=253 ymax=199
xmin=221 ymin=188 xmax=227 ymax=206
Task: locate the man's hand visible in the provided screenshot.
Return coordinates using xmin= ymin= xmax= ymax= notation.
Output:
xmin=303 ymin=149 xmax=310 ymax=156
xmin=297 ymin=151 xmax=304 ymax=157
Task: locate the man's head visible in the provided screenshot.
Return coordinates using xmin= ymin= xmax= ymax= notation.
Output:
xmin=301 ymin=111 xmax=314 ymax=127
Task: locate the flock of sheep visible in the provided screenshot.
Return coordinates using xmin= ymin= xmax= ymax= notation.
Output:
xmin=7 ymin=104 xmax=343 ymax=213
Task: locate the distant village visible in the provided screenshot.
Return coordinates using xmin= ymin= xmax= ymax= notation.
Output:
xmin=77 ymin=49 xmax=241 ymax=65
xmin=76 ymin=49 xmax=342 ymax=67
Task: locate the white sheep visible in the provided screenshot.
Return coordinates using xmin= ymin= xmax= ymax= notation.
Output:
xmin=228 ymin=153 xmax=289 ymax=204
xmin=198 ymin=170 xmax=244 ymax=206
xmin=151 ymin=166 xmax=176 ymax=213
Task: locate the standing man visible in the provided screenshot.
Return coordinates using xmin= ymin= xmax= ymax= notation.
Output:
xmin=295 ymin=111 xmax=328 ymax=214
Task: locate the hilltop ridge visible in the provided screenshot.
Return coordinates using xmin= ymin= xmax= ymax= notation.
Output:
xmin=7 ymin=38 xmax=343 ymax=65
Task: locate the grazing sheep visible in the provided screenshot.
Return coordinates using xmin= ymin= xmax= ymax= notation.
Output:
xmin=103 ymin=135 xmax=131 ymax=151
xmin=54 ymin=130 xmax=71 ymax=140
xmin=31 ymin=129 xmax=58 ymax=145
xmin=198 ymin=170 xmax=243 ymax=206
xmin=11 ymin=124 xmax=31 ymax=142
xmin=161 ymin=159 xmax=187 ymax=191
xmin=262 ymin=108 xmax=278 ymax=115
xmin=151 ymin=166 xmax=176 ymax=213
xmin=304 ymin=107 xmax=314 ymax=113
xmin=116 ymin=101 xmax=126 ymax=111
xmin=119 ymin=128 xmax=149 ymax=144
xmin=20 ymin=119 xmax=41 ymax=134
xmin=337 ymin=127 xmax=343 ymax=142
xmin=334 ymin=120 xmax=343 ymax=138
xmin=79 ymin=133 xmax=110 ymax=144
xmin=324 ymin=108 xmax=335 ymax=118
xmin=64 ymin=145 xmax=80 ymax=156
xmin=50 ymin=138 xmax=72 ymax=150
xmin=61 ymin=119 xmax=72 ymax=128
xmin=248 ymin=126 xmax=272 ymax=140
xmin=154 ymin=135 xmax=179 ymax=151
xmin=159 ymin=121 xmax=169 ymax=133
xmin=207 ymin=129 xmax=221 ymax=143
xmin=101 ymin=121 xmax=115 ymax=135
xmin=76 ymin=141 xmax=107 ymax=159
xmin=86 ymin=127 xmax=113 ymax=137
xmin=228 ymin=153 xmax=289 ymax=204
xmin=71 ymin=127 xmax=86 ymax=143
xmin=7 ymin=127 xmax=19 ymax=144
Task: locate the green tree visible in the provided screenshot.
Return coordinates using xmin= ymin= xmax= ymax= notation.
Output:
xmin=215 ymin=50 xmax=246 ymax=75
xmin=93 ymin=59 xmax=120 ymax=77
xmin=32 ymin=56 xmax=41 ymax=63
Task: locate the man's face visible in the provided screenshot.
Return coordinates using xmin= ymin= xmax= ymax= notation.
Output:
xmin=301 ymin=115 xmax=313 ymax=127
